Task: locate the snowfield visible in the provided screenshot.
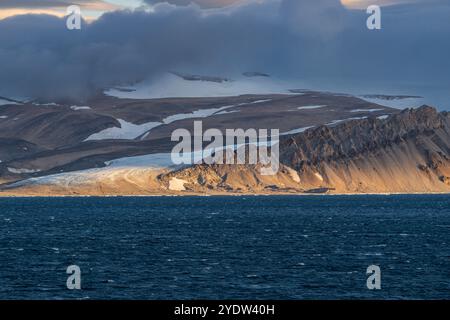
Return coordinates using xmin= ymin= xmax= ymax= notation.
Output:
xmin=5 ymin=153 xmax=176 ymax=189
xmin=162 ymin=99 xmax=271 ymax=124
xmin=358 ymin=96 xmax=425 ymax=109
xmin=104 ymin=153 xmax=175 ymax=169
xmin=104 ymin=73 xmax=293 ymax=99
xmin=0 ymin=98 xmax=19 ymax=106
xmin=87 ymin=99 xmax=273 ymax=141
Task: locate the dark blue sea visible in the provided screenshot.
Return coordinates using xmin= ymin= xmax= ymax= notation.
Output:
xmin=0 ymin=195 xmax=449 ymax=300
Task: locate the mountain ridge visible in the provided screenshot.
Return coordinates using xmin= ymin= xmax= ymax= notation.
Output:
xmin=157 ymin=106 xmax=450 ymax=194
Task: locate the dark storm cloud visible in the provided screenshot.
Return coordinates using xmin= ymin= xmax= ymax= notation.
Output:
xmin=0 ymin=0 xmax=449 ymax=102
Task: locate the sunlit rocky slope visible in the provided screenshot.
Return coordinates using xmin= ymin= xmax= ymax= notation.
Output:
xmin=162 ymin=106 xmax=450 ymax=194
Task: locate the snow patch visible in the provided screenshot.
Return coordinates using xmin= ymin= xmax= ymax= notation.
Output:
xmin=70 ymin=105 xmax=91 ymax=111
xmin=350 ymin=108 xmax=383 ymax=113
xmin=214 ymin=110 xmax=240 ymax=115
xmin=162 ymin=105 xmax=234 ymax=124
xmin=7 ymin=167 xmax=41 ymax=174
xmin=84 ymin=119 xmax=161 ymax=141
xmin=32 ymin=102 xmax=58 ymax=107
xmin=297 ymin=105 xmax=326 ymax=110
xmin=327 ymin=117 xmax=367 ymax=126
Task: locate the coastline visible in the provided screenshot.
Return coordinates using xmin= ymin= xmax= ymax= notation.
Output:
xmin=1 ymin=191 xmax=449 ymax=198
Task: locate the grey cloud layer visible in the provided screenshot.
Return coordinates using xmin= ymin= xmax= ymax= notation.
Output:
xmin=0 ymin=0 xmax=449 ymax=101
xmin=144 ymin=0 xmax=243 ymax=8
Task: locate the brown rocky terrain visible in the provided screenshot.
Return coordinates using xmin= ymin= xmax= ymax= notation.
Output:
xmin=0 ymin=90 xmax=397 ymax=186
xmin=1 ymin=104 xmax=448 ymax=196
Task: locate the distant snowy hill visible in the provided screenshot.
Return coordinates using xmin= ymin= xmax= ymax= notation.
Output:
xmin=104 ymin=72 xmax=294 ymax=99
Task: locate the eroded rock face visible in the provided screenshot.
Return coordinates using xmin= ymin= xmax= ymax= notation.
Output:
xmin=159 ymin=163 xmax=305 ymax=194
xmin=280 ymin=106 xmax=450 ymax=193
xmin=281 ymin=106 xmax=449 ymax=168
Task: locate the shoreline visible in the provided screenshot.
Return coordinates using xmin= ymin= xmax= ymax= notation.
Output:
xmin=1 ymin=191 xmax=449 ymax=198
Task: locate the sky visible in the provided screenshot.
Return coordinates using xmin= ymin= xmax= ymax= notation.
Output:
xmin=0 ymin=0 xmax=421 ymax=20
xmin=0 ymin=0 xmax=449 ymax=109
xmin=0 ymin=1 xmax=144 ymax=20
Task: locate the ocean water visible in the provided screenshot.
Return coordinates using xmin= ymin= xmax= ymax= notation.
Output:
xmin=0 ymin=195 xmax=449 ymax=300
